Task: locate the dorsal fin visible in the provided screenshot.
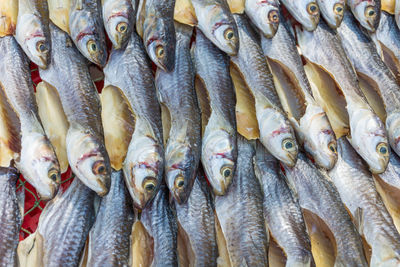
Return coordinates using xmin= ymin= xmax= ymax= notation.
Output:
xmin=0 ymin=0 xmax=18 ymax=36
xmin=227 ymin=0 xmax=245 ymax=14
xmin=382 ymin=0 xmax=395 ymax=14
xmin=136 ymin=0 xmax=146 ymax=38
xmin=194 ymin=75 xmax=212 ymax=136
xmin=174 ymin=0 xmax=197 ymax=26
xmin=47 ymin=0 xmax=71 ymax=34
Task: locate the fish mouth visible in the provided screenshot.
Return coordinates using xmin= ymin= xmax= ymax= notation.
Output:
xmin=38 ymin=183 xmax=59 ymax=201
xmin=279 ymin=152 xmax=298 ymax=167
xmin=93 ymin=179 xmax=109 ymax=196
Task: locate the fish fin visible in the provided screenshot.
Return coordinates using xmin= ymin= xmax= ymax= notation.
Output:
xmin=174 ymin=0 xmax=197 ymax=26
xmin=0 ymin=0 xmax=18 ymax=36
xmin=382 ymin=0 xmax=395 ymax=14
xmin=194 ymin=75 xmax=212 ymax=136
xmin=0 ymin=82 xmax=21 ymax=167
xmin=48 ymin=0 xmax=70 ymax=33
xmin=79 ymin=235 xmax=89 ymax=267
xmin=136 ymin=0 xmax=146 ymax=38
xmin=130 ymin=221 xmax=154 ymax=267
xmin=157 ymin=86 xmax=172 ymax=145
xmin=229 ymin=62 xmax=260 ymax=140
xmin=227 ymin=0 xmax=245 ymax=14
xmin=354 ymin=207 xmax=364 ymax=236
xmin=76 ymin=0 xmax=83 ymax=10
xmin=16 ymin=188 xmax=25 ymax=218
xmin=215 ymin=212 xmax=232 ymax=267
xmin=379 ymin=41 xmax=400 ymax=84
xmin=100 ymin=86 xmax=135 ymax=171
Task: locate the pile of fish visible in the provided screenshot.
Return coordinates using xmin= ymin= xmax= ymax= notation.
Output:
xmin=1 ymin=0 xmax=400 ymax=265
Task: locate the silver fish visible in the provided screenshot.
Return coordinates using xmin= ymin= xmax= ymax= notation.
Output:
xmin=0 ymin=36 xmax=61 ymax=200
xmin=155 ymin=23 xmax=200 ymax=204
xmin=283 ymin=152 xmax=368 ymax=266
xmin=215 ymin=135 xmax=268 ymax=266
xmin=40 ymin=23 xmax=111 ymax=196
xmin=316 ymin=0 xmax=345 ymax=29
xmin=244 ymin=0 xmax=280 ymax=38
xmin=0 ymin=167 xmax=21 ymax=267
xmin=175 ymin=170 xmax=217 ymax=267
xmin=69 ymin=0 xmax=107 ymax=66
xmin=261 ymin=13 xmax=337 ymax=170
xmin=328 ymin=137 xmax=400 ymax=266
xmin=254 ymin=143 xmax=314 ymax=266
xmin=232 ymin=13 xmax=298 ymax=167
xmin=104 ymin=29 xmax=164 ymax=209
xmin=193 ymin=30 xmax=237 ymax=196
xmin=347 ymin=0 xmax=381 ymax=32
xmin=280 ymin=0 xmax=320 ymax=31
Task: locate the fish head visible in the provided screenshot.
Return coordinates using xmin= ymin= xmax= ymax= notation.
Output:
xmin=317 ymin=0 xmax=345 ymax=29
xmin=103 ymin=0 xmax=133 ymax=49
xmin=386 ymin=112 xmax=400 ymax=158
xmin=349 ymin=0 xmax=380 ymax=32
xmin=348 ymin=108 xmax=389 ymax=173
xmin=202 ymin=129 xmax=236 ymax=196
xmin=15 ymin=14 xmax=50 ymax=69
xmin=196 ymin=3 xmax=239 ymax=55
xmin=124 ymin=136 xmax=164 ymax=209
xmin=19 ymin=132 xmax=60 ymax=200
xmin=258 ymin=108 xmax=298 ymax=167
xmin=244 ymin=0 xmax=280 ymax=38
xmin=67 ymin=129 xmax=111 ymax=196
xmin=165 ymin=142 xmax=196 ymax=204
xmin=285 ymin=0 xmax=320 ymax=31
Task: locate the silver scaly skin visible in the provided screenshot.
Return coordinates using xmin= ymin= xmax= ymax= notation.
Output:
xmin=102 ymin=0 xmax=136 ymax=49
xmin=141 ymin=184 xmax=178 ymax=267
xmin=347 ymin=0 xmax=381 ymax=32
xmin=156 ymin=23 xmax=201 ymax=204
xmin=297 ymin=19 xmax=389 ymax=174
xmin=191 ymin=0 xmax=239 ymax=55
xmin=283 ymin=152 xmax=368 ymax=266
xmin=261 ymin=13 xmax=337 ymax=170
xmin=316 ymin=0 xmax=345 ymax=29
xmin=0 ymin=167 xmax=21 ymax=267
xmin=254 ymin=143 xmax=314 ymax=266
xmin=338 ymin=10 xmax=400 ymax=158
xmin=0 ymin=36 xmax=60 ymax=200
xmin=40 ymin=23 xmax=111 ymax=196
xmin=104 ymin=30 xmax=164 ymax=209
xmin=215 ymin=135 xmax=268 ymax=266
xmin=69 ymin=0 xmax=107 ymax=67
xmin=37 ymin=178 xmax=95 ymax=266
xmin=15 ymin=0 xmax=51 ymax=69
xmin=86 ymin=170 xmax=134 ymax=266
xmin=193 ymin=30 xmax=237 ymax=196
xmin=244 ymin=0 xmax=280 ymax=38
xmin=280 ymin=0 xmax=320 ymax=31
xmin=175 ymin=170 xmax=218 ymax=266
xmin=328 ymin=137 xmax=400 ymax=266
xmin=232 ymin=13 xmax=298 ymax=167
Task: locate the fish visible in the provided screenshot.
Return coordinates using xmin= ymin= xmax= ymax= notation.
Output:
xmin=283 ymin=152 xmax=368 ymax=266
xmin=175 ymin=170 xmax=218 ymax=267
xmin=137 ymin=0 xmax=176 ymax=71
xmin=347 ymin=0 xmax=381 ymax=32
xmin=47 ymin=0 xmax=71 ymax=33
xmin=328 ymin=137 xmax=400 ymax=266
xmin=316 ymin=0 xmax=345 ymax=29
xmin=279 ymin=0 xmax=320 ymax=31
xmin=69 ymin=0 xmax=107 ymax=67
xmin=0 ymin=0 xmax=18 ymax=36
xmin=86 ymin=170 xmax=135 ymax=266
xmin=140 ymin=183 xmax=178 ymax=266
xmin=396 ymin=0 xmax=400 ymax=28
xmin=231 ymin=13 xmax=298 ymax=167
xmin=155 ymin=23 xmax=201 ymax=204
xmin=0 ymin=36 xmax=61 ymax=200
xmin=40 ymin=23 xmax=111 ymax=196
xmin=35 ymin=178 xmax=95 ymax=266
xmin=15 ymin=0 xmax=51 ymax=69
xmin=337 ymin=11 xmax=400 ymax=159
xmin=102 ymin=0 xmax=136 ymax=49
xmin=261 ymin=13 xmax=337 ymax=170
xmin=191 ymin=0 xmax=239 ymax=55
xmin=192 ymin=29 xmax=237 ymax=196
xmin=214 ymin=135 xmax=268 ymax=266
xmin=244 ymin=0 xmax=280 ymax=38
xmin=254 ymin=142 xmax=314 ymax=266
xmin=104 ymin=29 xmax=164 ymax=209
xmin=297 ymin=20 xmax=389 ymax=174
xmin=0 ymin=167 xmax=22 ymax=267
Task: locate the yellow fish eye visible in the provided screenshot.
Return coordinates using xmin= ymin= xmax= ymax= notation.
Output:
xmin=143 ymin=177 xmax=157 ymax=192
xmin=268 ymin=10 xmax=280 ymax=23
xmin=282 ymin=138 xmax=296 ymax=152
xmin=333 ymin=3 xmax=344 ymax=15
xmin=365 ymin=6 xmax=376 ymax=18
xmin=224 ymin=28 xmax=235 ymax=41
xmin=116 ymin=22 xmax=128 ymax=33
xmin=155 ymin=45 xmax=165 ymax=59
xmin=87 ymin=40 xmax=98 ymax=53
xmin=307 ymin=2 xmax=319 ymax=15
xmin=220 ymin=165 xmax=233 ymax=179
xmin=328 ymin=141 xmax=337 ymax=154
xmin=48 ymin=169 xmax=59 ymax=182
xmin=376 ymin=143 xmax=389 ymax=156
xmin=174 ymin=175 xmax=185 ymax=188
xmin=92 ymin=160 xmax=106 ymax=175
xmin=36 ymin=41 xmax=48 ymax=53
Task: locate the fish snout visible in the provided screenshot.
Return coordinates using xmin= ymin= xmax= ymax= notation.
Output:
xmin=38 ymin=182 xmax=60 ymax=201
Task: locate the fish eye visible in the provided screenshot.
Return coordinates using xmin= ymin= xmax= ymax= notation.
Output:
xmin=328 ymin=141 xmax=337 ymax=154
xmin=36 ymin=41 xmax=48 ymax=53
xmin=155 ymin=45 xmax=165 ymax=59
xmin=307 ymin=2 xmax=319 ymax=15
xmin=333 ymin=3 xmax=344 ymax=15
xmin=224 ymin=28 xmax=235 ymax=41
xmin=87 ymin=40 xmax=97 ymax=53
xmin=116 ymin=22 xmax=128 ymax=33
xmin=143 ymin=177 xmax=157 ymax=192
xmin=92 ymin=160 xmax=106 ymax=175
xmin=220 ymin=165 xmax=233 ymax=179
xmin=376 ymin=143 xmax=389 ymax=156
xmin=282 ymin=138 xmax=296 ymax=152
xmin=174 ymin=175 xmax=185 ymax=188
xmin=365 ymin=6 xmax=376 ymax=18
xmin=48 ymin=169 xmax=59 ymax=182
xmin=268 ymin=10 xmax=279 ymax=23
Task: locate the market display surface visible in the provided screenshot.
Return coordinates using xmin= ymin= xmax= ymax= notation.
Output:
xmin=1 ymin=0 xmax=400 ymax=266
